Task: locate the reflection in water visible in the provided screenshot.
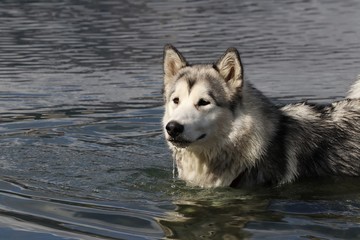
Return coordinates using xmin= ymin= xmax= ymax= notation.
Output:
xmin=159 ymin=180 xmax=360 ymax=239
xmin=159 ymin=199 xmax=269 ymax=239
xmin=0 ymin=0 xmax=360 ymax=239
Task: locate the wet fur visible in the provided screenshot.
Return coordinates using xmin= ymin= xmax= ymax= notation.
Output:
xmin=163 ymin=44 xmax=360 ymax=188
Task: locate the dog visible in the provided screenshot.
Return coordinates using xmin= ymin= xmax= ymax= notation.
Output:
xmin=162 ymin=44 xmax=360 ymax=188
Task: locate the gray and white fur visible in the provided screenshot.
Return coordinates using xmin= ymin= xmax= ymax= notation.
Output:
xmin=162 ymin=44 xmax=360 ymax=188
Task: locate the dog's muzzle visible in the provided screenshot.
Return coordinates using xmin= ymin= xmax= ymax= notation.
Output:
xmin=166 ymin=121 xmax=184 ymax=138
xmin=165 ymin=121 xmax=207 ymax=148
xmin=165 ymin=121 xmax=191 ymax=147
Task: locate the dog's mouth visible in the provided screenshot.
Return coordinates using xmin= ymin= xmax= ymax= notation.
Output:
xmin=168 ymin=138 xmax=191 ymax=147
xmin=168 ymin=134 xmax=207 ymax=148
xmin=196 ymin=134 xmax=206 ymax=140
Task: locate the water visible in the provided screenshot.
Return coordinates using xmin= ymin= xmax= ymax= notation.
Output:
xmin=0 ymin=0 xmax=360 ymax=239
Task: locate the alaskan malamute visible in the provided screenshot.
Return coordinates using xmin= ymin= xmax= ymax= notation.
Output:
xmin=162 ymin=44 xmax=360 ymax=188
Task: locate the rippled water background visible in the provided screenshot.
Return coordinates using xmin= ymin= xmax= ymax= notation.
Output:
xmin=1 ymin=0 xmax=360 ymax=239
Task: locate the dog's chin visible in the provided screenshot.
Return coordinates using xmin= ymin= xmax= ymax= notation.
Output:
xmin=168 ymin=139 xmax=191 ymax=148
xmin=167 ymin=134 xmax=207 ymax=148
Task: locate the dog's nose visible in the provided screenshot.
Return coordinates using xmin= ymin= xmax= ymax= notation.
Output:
xmin=166 ymin=121 xmax=184 ymax=138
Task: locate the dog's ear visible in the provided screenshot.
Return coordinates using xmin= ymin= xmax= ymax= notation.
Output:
xmin=163 ymin=44 xmax=188 ymax=84
xmin=216 ymin=48 xmax=244 ymax=90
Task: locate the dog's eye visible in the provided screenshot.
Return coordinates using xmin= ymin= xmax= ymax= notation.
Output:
xmin=197 ymin=99 xmax=210 ymax=106
xmin=173 ymin=97 xmax=179 ymax=104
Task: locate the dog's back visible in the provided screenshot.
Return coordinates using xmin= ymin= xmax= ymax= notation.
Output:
xmin=347 ymin=75 xmax=360 ymax=99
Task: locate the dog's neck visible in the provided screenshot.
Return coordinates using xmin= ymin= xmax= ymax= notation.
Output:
xmin=172 ymin=145 xmax=237 ymax=188
xmin=172 ymin=83 xmax=281 ymax=188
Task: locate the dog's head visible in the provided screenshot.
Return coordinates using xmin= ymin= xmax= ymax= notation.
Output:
xmin=162 ymin=44 xmax=244 ymax=148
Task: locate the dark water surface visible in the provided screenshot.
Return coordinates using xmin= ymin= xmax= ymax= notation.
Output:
xmin=1 ymin=0 xmax=360 ymax=239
